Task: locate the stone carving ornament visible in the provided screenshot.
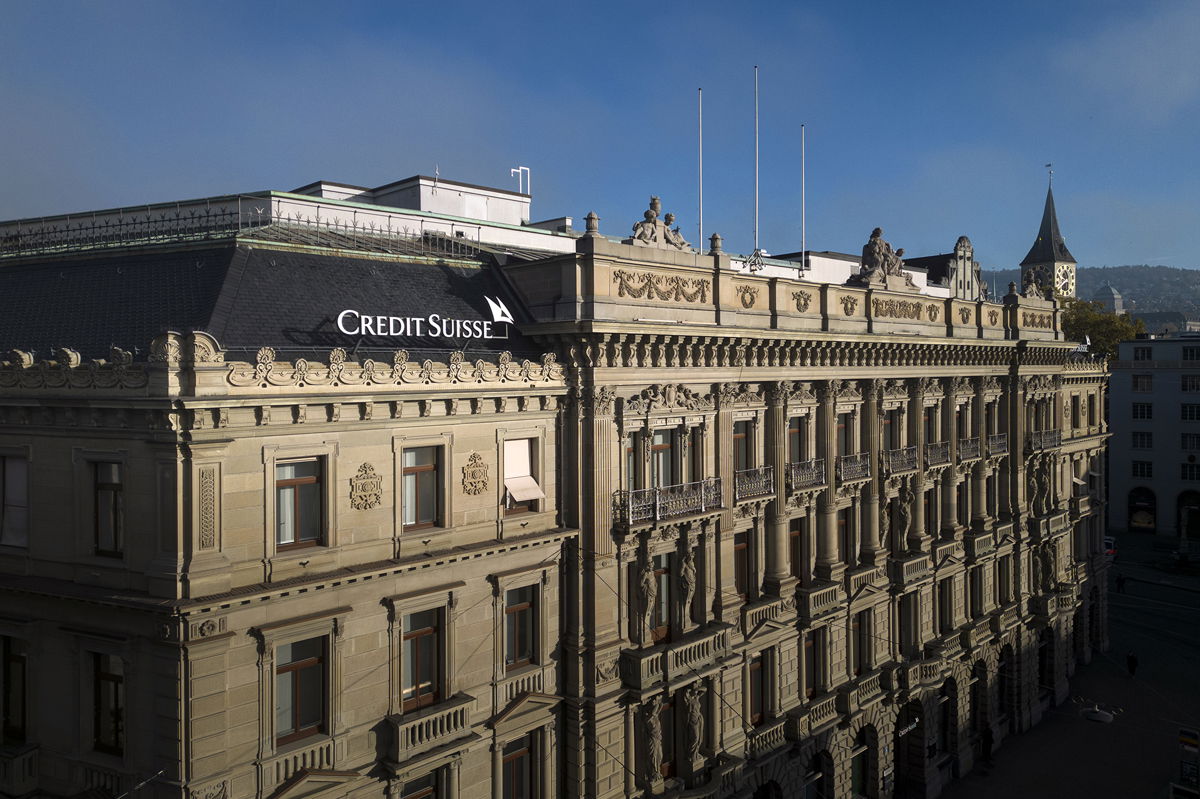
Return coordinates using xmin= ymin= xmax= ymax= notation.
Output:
xmin=613 ymin=269 xmax=710 ymax=304
xmin=678 ymin=545 xmax=697 ymax=626
xmin=625 ymin=383 xmax=712 ymax=415
xmin=859 ymin=227 xmax=916 ymax=287
xmin=736 ymin=285 xmax=759 ymax=309
xmin=628 ymin=196 xmax=691 ymax=250
xmin=461 ymin=452 xmax=489 ymax=495
xmin=350 ymin=463 xmax=383 ymax=510
xmin=840 ymin=295 xmax=860 ymax=316
xmin=642 ymin=698 xmax=664 ymax=781
xmin=638 ymin=552 xmax=657 ymax=642
xmin=898 ymin=480 xmax=914 ymax=543
xmin=792 ymin=290 xmax=813 ymax=313
xmin=683 ymin=683 xmax=705 ymax=761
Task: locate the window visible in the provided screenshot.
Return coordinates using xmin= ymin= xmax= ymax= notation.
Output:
xmin=624 ymin=434 xmax=637 ymax=489
xmin=969 ymin=567 xmax=984 ymax=619
xmin=0 ymin=457 xmax=28 ymax=547
xmin=997 ymin=555 xmax=1012 ymax=605
xmin=1132 ymin=403 xmax=1153 ymax=420
xmin=733 ymin=421 xmax=752 ymax=472
xmin=1183 ymin=405 xmax=1200 ymax=422
xmin=937 ymin=578 xmax=953 ymax=634
xmin=402 ymin=447 xmax=440 ymax=529
xmin=1133 ymin=346 xmax=1152 ymax=361
xmin=1132 ymin=461 xmax=1153 ymax=478
xmin=1183 ymin=464 xmax=1200 ymax=482
xmin=883 ymin=408 xmax=902 ymax=449
xmin=924 ymin=407 xmax=938 ymax=443
xmin=2 ymin=637 xmax=26 ymax=744
xmin=1183 ymin=434 xmax=1200 ymax=451
xmin=837 ymin=412 xmax=852 ymax=456
xmin=1184 ymin=376 xmax=1200 ymax=393
xmin=1071 ymin=395 xmax=1081 ymax=428
xmin=1087 ymin=395 xmax=1097 ymax=426
xmin=649 ymin=429 xmax=676 ymax=489
xmin=502 ymin=734 xmax=536 ymax=799
xmin=788 ymin=416 xmax=805 ymax=463
xmin=1132 ymin=374 xmax=1153 ymax=393
xmin=937 ymin=685 xmax=955 ymax=754
xmin=748 ymin=654 xmax=767 ymax=727
xmin=1185 ymin=346 xmax=1200 ymax=362
xmin=804 ymin=629 xmax=822 ymax=699
xmin=276 ymin=459 xmax=322 ymax=549
xmin=850 ymin=728 xmax=870 ymax=797
xmin=401 ymin=772 xmax=440 ymax=799
xmin=648 ymin=555 xmax=671 ymax=643
xmin=657 ymin=698 xmax=677 ymax=777
xmin=1132 ymin=432 xmax=1153 ymax=449
xmin=504 ymin=439 xmax=544 ymax=514
xmin=504 ymin=586 xmax=537 ymax=669
xmin=402 ymin=609 xmax=441 ymax=711
xmin=94 ymin=462 xmax=123 ymax=556
xmin=789 ymin=518 xmax=805 ymax=582
xmin=734 ymin=532 xmax=750 ymax=600
xmin=900 ymin=592 xmax=919 ymax=657
xmin=276 ymin=637 xmax=326 ymax=745
xmin=852 ymin=610 xmax=871 ymax=676
xmin=93 ymin=653 xmax=124 ymax=754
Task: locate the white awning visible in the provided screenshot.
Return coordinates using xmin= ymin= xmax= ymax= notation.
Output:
xmin=504 ymin=438 xmax=532 ymax=478
xmin=1072 ymin=476 xmax=1087 ymax=485
xmin=505 ymin=475 xmax=545 ymax=502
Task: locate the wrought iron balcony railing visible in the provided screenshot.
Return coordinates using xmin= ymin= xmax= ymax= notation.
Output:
xmin=987 ymin=433 xmax=1008 ymax=455
xmin=613 ymin=478 xmax=723 ymax=526
xmin=924 ymin=441 xmax=950 ymax=466
xmin=836 ymin=452 xmax=871 ymax=482
xmin=787 ymin=458 xmax=826 ymax=490
xmin=958 ymin=437 xmax=981 ymax=461
xmin=1027 ymin=429 xmax=1062 ymax=452
xmin=883 ymin=445 xmax=918 ymax=474
xmin=735 ymin=466 xmax=775 ymax=501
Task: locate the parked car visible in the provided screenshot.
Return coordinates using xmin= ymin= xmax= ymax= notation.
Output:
xmin=1104 ymin=536 xmax=1118 ymax=563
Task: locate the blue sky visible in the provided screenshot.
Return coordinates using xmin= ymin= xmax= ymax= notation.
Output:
xmin=2 ymin=0 xmax=1197 ymax=270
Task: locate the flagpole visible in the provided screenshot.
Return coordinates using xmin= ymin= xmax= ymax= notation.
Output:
xmin=801 ymin=123 xmax=806 ymax=269
xmin=698 ymin=87 xmax=704 ymax=248
xmin=754 ymin=65 xmax=760 ymax=255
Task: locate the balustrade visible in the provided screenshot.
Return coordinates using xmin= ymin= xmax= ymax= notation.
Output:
xmin=798 ymin=582 xmax=842 ymax=620
xmin=787 ymin=458 xmax=826 ymax=490
xmin=612 ymin=477 xmax=722 ymax=526
xmin=1027 ymin=429 xmax=1062 ymax=452
xmin=925 ymin=441 xmax=950 ymax=466
xmin=987 ymin=433 xmax=1008 ymax=455
xmin=264 ymin=738 xmax=335 ymax=791
xmin=958 ymin=437 xmax=981 ymax=461
xmin=391 ymin=694 xmax=475 ymax=761
xmin=883 ymin=445 xmax=918 ymax=474
xmin=746 ymin=716 xmax=789 ymax=760
xmin=836 ymin=452 xmax=871 ymax=482
xmin=808 ymin=694 xmax=839 ymax=730
xmin=735 ymin=466 xmax=774 ymax=501
xmin=665 ymin=626 xmax=730 ymax=681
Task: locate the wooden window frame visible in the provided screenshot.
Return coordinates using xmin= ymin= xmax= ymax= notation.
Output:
xmin=402 ymin=446 xmax=441 ymax=531
xmin=733 ymin=420 xmax=752 ymax=473
xmin=504 ymin=586 xmax=537 ymax=671
xmin=650 ymin=554 xmax=672 ymax=644
xmin=92 ymin=652 xmax=124 ymax=755
xmin=733 ymin=532 xmax=750 ymax=601
xmin=401 ymin=609 xmax=441 ymax=711
xmin=502 ymin=733 xmax=537 ymax=799
xmin=93 ymin=462 xmax=123 ymax=557
xmin=275 ymin=636 xmax=327 ymax=746
xmin=275 ymin=458 xmax=324 ymax=551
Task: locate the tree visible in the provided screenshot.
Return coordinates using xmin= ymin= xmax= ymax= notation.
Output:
xmin=1059 ymin=297 xmax=1145 ymax=360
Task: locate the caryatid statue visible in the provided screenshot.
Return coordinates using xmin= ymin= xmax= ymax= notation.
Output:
xmin=683 ymin=683 xmax=705 ymax=761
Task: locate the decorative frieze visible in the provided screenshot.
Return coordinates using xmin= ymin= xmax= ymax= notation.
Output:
xmin=612 ymin=269 xmax=710 ymax=304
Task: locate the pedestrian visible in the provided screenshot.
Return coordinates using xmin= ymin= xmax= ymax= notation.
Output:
xmin=1116 ymin=573 xmax=1127 ymax=594
xmin=981 ymin=723 xmax=994 ymax=765
xmin=1126 ymin=651 xmax=1139 ymax=677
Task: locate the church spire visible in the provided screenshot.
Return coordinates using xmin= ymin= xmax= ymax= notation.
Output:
xmin=1020 ymin=183 xmax=1076 ymax=267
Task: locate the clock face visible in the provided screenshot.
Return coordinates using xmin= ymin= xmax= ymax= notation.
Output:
xmin=1056 ymin=265 xmax=1075 ymax=296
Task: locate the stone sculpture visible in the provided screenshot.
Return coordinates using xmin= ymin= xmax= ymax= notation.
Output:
xmin=683 ymin=683 xmax=704 ymax=761
xmin=639 ymin=553 xmax=658 ymax=640
xmin=858 ymin=227 xmax=915 ymax=287
xmin=642 ymin=698 xmax=663 ymax=781
xmin=627 ymin=196 xmax=690 ymax=250
xmin=678 ymin=545 xmax=697 ymax=626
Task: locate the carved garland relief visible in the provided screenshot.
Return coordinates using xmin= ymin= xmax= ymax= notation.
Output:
xmin=1022 ymin=311 xmax=1053 ymax=329
xmin=840 ymin=296 xmax=860 ymax=316
xmin=872 ymin=298 xmax=924 ymax=320
xmin=735 ymin=285 xmax=759 ymax=309
xmin=612 ymin=269 xmax=710 ymax=304
xmin=792 ymin=290 xmax=813 ymax=313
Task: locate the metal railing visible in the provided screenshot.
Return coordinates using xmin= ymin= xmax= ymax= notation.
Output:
xmin=787 ymin=458 xmax=826 ymax=490
xmin=987 ymin=433 xmax=1008 ymax=455
xmin=613 ymin=478 xmax=722 ymax=526
xmin=958 ymin=437 xmax=981 ymax=461
xmin=735 ymin=466 xmax=775 ymax=501
xmin=883 ymin=445 xmax=918 ymax=474
xmin=836 ymin=452 xmax=871 ymax=482
xmin=1027 ymin=429 xmax=1062 ymax=451
xmin=925 ymin=441 xmax=950 ymax=466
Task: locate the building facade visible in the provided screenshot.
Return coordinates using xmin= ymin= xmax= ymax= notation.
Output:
xmin=0 ymin=180 xmax=1109 ymax=799
xmin=1109 ymin=333 xmax=1200 ymax=539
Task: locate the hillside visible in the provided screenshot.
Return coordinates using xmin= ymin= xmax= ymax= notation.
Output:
xmin=981 ymin=265 xmax=1200 ymax=315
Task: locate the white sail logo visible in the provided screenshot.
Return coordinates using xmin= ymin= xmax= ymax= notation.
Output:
xmin=485 ymin=296 xmax=515 ymax=324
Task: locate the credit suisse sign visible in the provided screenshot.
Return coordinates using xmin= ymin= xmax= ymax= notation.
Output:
xmin=336 ymin=296 xmax=515 ymax=340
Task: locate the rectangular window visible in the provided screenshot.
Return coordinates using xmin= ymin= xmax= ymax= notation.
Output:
xmin=734 ymin=532 xmax=750 ymax=600
xmin=970 ymin=567 xmax=984 ymax=619
xmin=937 ymin=578 xmax=953 ymax=634
xmin=852 ymin=610 xmax=871 ymax=676
xmin=1132 ymin=403 xmax=1153 ymax=420
xmin=504 ymin=439 xmax=544 ymax=514
xmin=624 ymin=434 xmax=637 ymax=489
xmin=837 ymin=413 xmax=852 ymax=456
xmin=502 ymin=734 xmax=536 ymax=799
xmin=505 ymin=586 xmax=537 ymax=669
xmin=0 ymin=457 xmax=29 ymax=548
xmin=401 ymin=772 xmax=440 ymax=799
xmin=275 ymin=637 xmax=326 ymax=745
xmin=1071 ymin=395 xmax=1081 ymax=428
xmin=1183 ymin=405 xmax=1200 ymax=422
xmin=804 ymin=629 xmax=819 ymax=699
xmin=402 ymin=609 xmax=441 ymax=711
xmin=1132 ymin=432 xmax=1153 ymax=449
xmin=924 ymin=407 xmax=938 ymax=444
xmin=2 ymin=637 xmax=26 ymax=744
xmin=1184 ymin=376 xmax=1200 ymax=393
xmin=658 ymin=698 xmax=676 ymax=777
xmin=94 ymin=462 xmax=123 ymax=556
xmin=276 ymin=459 xmax=322 ymax=549
xmin=733 ymin=421 xmax=752 ymax=472
xmin=1132 ymin=375 xmax=1153 ymax=393
xmin=1184 ymin=347 xmax=1200 ymax=362
xmin=1131 ymin=461 xmax=1153 ymax=478
xmin=789 ymin=518 xmax=805 ymax=582
xmin=883 ymin=408 xmax=903 ymax=449
xmin=402 ymin=447 xmax=440 ymax=529
xmin=93 ymin=653 xmax=124 ymax=754
xmin=1133 ymin=346 xmax=1152 ymax=361
xmin=649 ymin=430 xmax=676 ymax=489
xmin=748 ymin=654 xmax=766 ymax=727
xmin=1183 ymin=464 xmax=1200 ymax=481
xmin=1183 ymin=434 xmax=1200 ymax=451
xmin=649 ymin=555 xmax=672 ymax=643
xmin=788 ymin=416 xmax=805 ymax=463
xmin=1087 ymin=395 xmax=1097 ymax=426
xmin=900 ymin=592 xmax=919 ymax=657
xmin=998 ymin=556 xmax=1012 ymax=605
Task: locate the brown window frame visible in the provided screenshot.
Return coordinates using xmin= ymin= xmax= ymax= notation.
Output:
xmin=275 ymin=458 xmax=324 ymax=551
xmin=650 ymin=554 xmax=672 ymax=643
xmin=401 ymin=772 xmax=439 ymax=799
xmin=502 ymin=733 xmax=536 ymax=799
xmin=275 ymin=637 xmax=327 ymax=746
xmin=789 ymin=518 xmax=804 ymax=582
xmin=402 ymin=447 xmax=441 ymax=530
xmin=93 ymin=462 xmax=123 ymax=557
xmin=748 ymin=654 xmax=767 ymax=727
xmin=658 ymin=698 xmax=677 ymax=777
xmin=733 ymin=421 xmax=752 ymax=472
xmin=402 ymin=609 xmax=441 ymax=711
xmin=734 ymin=532 xmax=750 ymax=601
xmin=504 ymin=586 xmax=537 ymax=671
xmin=92 ymin=652 xmax=124 ymax=755
xmin=788 ymin=416 xmax=804 ymax=463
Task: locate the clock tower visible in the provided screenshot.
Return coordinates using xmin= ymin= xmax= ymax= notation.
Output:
xmin=1020 ymin=181 xmax=1076 ymax=297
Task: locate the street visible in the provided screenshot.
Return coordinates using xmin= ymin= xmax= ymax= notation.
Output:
xmin=942 ymin=532 xmax=1200 ymax=798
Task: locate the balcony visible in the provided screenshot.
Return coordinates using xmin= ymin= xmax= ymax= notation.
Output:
xmin=1027 ymin=429 xmax=1062 ymax=452
xmin=990 ymin=604 xmax=1020 ymax=635
xmin=836 ymin=452 xmax=871 ymax=482
xmin=797 ymin=582 xmax=842 ymax=621
xmin=1070 ymin=493 xmax=1093 ymax=518
xmin=665 ymin=625 xmax=731 ymax=681
xmin=612 ymin=478 xmax=722 ymax=527
xmin=924 ymin=441 xmax=950 ymax=466
xmin=987 ymin=433 xmax=1008 ymax=456
xmin=389 ymin=693 xmax=477 ymax=762
xmin=963 ymin=531 xmax=995 ymax=559
xmin=742 ymin=595 xmax=787 ymax=636
xmin=838 ymin=671 xmax=883 ymax=715
xmin=890 ymin=553 xmax=931 ymax=586
xmin=735 ymin=466 xmax=774 ymax=501
xmin=806 ymin=693 xmax=840 ymax=732
xmin=746 ymin=716 xmax=789 ymax=760
xmin=958 ymin=437 xmax=981 ymax=461
xmin=787 ymin=458 xmax=826 ymax=491
xmin=960 ymin=616 xmax=994 ymax=650
xmin=883 ymin=445 xmax=918 ymax=475
xmin=0 ymin=744 xmax=38 ymax=797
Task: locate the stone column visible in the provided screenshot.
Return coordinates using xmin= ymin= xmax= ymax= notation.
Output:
xmin=764 ymin=381 xmax=792 ymax=594
xmin=861 ymin=380 xmax=883 ymax=565
xmin=971 ymin=385 xmax=989 ymax=532
xmin=941 ymin=383 xmax=958 ymax=538
xmin=909 ymin=382 xmax=926 ymax=552
xmin=816 ymin=381 xmax=841 ymax=580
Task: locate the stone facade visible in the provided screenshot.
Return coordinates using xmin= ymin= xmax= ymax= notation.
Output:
xmin=0 ymin=193 xmax=1109 ymax=799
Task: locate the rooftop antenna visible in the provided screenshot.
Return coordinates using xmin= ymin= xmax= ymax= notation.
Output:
xmin=1045 ymin=162 xmax=1053 ymax=186
xmin=698 ymin=88 xmax=704 ymax=248
xmin=746 ymin=66 xmax=765 ymax=272
xmin=433 ymin=164 xmax=440 ymax=194
xmin=510 ymin=166 xmax=531 ymax=195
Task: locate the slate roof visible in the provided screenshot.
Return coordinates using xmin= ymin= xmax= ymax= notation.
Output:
xmin=1020 ymin=186 xmax=1076 ymax=266
xmin=0 ymin=238 xmax=543 ymax=361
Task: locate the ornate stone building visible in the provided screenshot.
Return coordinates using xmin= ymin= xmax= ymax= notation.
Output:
xmin=0 ymin=180 xmax=1108 ymax=799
